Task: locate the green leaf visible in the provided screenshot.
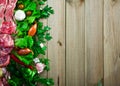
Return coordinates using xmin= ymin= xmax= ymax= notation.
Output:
xmin=24 ymin=2 xmax=37 ymax=11
xmin=40 ymin=58 xmax=50 ymax=71
xmin=25 ymin=36 xmax=34 ymax=48
xmin=44 ymin=26 xmax=51 ymax=31
xmin=21 ymin=22 xmax=28 ymax=30
xmin=15 ymin=36 xmax=34 ymax=48
xmin=15 ymin=38 xmax=27 ymax=48
xmin=40 ymin=5 xmax=54 ymax=18
xmin=27 ymin=16 xmax=36 ymax=24
xmin=33 ymin=75 xmax=54 ymax=86
xmin=17 ymin=21 xmax=29 ymax=32
xmin=8 ymin=79 xmax=17 ymax=86
xmin=12 ymin=51 xmax=33 ymax=65
xmin=45 ymin=33 xmax=52 ymax=41
xmin=97 ymin=80 xmax=102 ymax=86
xmin=17 ymin=30 xmax=26 ymax=37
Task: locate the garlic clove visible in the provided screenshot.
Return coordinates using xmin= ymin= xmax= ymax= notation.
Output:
xmin=15 ymin=10 xmax=26 ymax=21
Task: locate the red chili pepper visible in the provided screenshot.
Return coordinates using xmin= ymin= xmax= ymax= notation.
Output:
xmin=10 ymin=54 xmax=33 ymax=70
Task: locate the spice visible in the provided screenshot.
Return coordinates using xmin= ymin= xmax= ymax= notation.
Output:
xmin=18 ymin=4 xmax=24 ymax=9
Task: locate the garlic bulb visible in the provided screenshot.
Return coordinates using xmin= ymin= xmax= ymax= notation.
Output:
xmin=15 ymin=10 xmax=26 ymax=21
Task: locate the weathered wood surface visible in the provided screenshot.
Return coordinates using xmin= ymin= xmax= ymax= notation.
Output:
xmin=66 ymin=0 xmax=85 ymax=86
xmin=48 ymin=0 xmax=65 ymax=86
xmin=104 ymin=0 xmax=120 ymax=86
xmin=85 ymin=0 xmax=104 ymax=86
xmin=47 ymin=0 xmax=120 ymax=86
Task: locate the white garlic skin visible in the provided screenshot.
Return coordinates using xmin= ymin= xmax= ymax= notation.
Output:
xmin=15 ymin=10 xmax=26 ymax=21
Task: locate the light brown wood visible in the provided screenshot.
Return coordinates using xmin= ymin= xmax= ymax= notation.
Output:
xmin=46 ymin=0 xmax=120 ymax=86
xmin=66 ymin=0 xmax=85 ymax=86
xmin=48 ymin=0 xmax=66 ymax=86
xmin=104 ymin=0 xmax=120 ymax=86
xmin=85 ymin=0 xmax=104 ymax=86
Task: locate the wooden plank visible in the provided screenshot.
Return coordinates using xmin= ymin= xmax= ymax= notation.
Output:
xmin=85 ymin=0 xmax=104 ymax=85
xmin=66 ymin=0 xmax=85 ymax=86
xmin=104 ymin=0 xmax=120 ymax=86
xmin=47 ymin=0 xmax=66 ymax=86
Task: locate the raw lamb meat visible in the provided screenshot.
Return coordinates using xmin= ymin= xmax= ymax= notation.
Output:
xmin=0 ymin=34 xmax=14 ymax=57
xmin=0 ymin=0 xmax=17 ymax=34
xmin=0 ymin=34 xmax=14 ymax=47
xmin=0 ymin=22 xmax=16 ymax=34
xmin=0 ymin=0 xmax=7 ymax=21
xmin=5 ymin=0 xmax=17 ymax=22
xmin=0 ymin=47 xmax=13 ymax=57
xmin=0 ymin=0 xmax=17 ymax=67
xmin=0 ymin=55 xmax=10 ymax=67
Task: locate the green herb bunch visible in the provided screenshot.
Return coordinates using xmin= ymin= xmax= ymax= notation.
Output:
xmin=7 ymin=0 xmax=54 ymax=86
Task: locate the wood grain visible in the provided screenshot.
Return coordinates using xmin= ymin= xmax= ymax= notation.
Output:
xmin=46 ymin=0 xmax=120 ymax=85
xmin=104 ymin=0 xmax=120 ymax=86
xmin=85 ymin=0 xmax=104 ymax=86
xmin=47 ymin=0 xmax=66 ymax=86
xmin=66 ymin=0 xmax=85 ymax=86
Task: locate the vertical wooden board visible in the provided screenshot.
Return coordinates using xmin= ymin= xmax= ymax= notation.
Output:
xmin=66 ymin=0 xmax=85 ymax=86
xmin=85 ymin=0 xmax=104 ymax=85
xmin=104 ymin=0 xmax=120 ymax=86
xmin=48 ymin=0 xmax=65 ymax=86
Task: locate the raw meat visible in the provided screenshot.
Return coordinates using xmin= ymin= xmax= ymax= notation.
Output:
xmin=0 ymin=22 xmax=16 ymax=34
xmin=0 ymin=0 xmax=17 ymax=67
xmin=0 ymin=47 xmax=13 ymax=57
xmin=0 ymin=0 xmax=17 ymax=34
xmin=5 ymin=0 xmax=17 ymax=22
xmin=0 ymin=34 xmax=14 ymax=47
xmin=0 ymin=34 xmax=14 ymax=57
xmin=0 ymin=55 xmax=10 ymax=67
xmin=0 ymin=0 xmax=7 ymax=21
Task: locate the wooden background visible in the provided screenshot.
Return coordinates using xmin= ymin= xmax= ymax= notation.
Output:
xmin=45 ymin=0 xmax=120 ymax=86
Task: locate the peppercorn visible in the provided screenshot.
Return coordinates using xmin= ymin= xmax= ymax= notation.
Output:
xmin=26 ymin=11 xmax=32 ymax=16
xmin=18 ymin=4 xmax=24 ymax=9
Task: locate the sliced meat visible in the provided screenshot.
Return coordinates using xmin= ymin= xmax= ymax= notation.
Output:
xmin=0 ymin=21 xmax=16 ymax=34
xmin=0 ymin=47 xmax=13 ymax=57
xmin=0 ymin=55 xmax=10 ymax=67
xmin=0 ymin=0 xmax=17 ymax=34
xmin=5 ymin=0 xmax=17 ymax=22
xmin=0 ymin=0 xmax=7 ymax=30
xmin=0 ymin=79 xmax=3 ymax=86
xmin=1 ymin=77 xmax=9 ymax=86
xmin=0 ymin=0 xmax=7 ymax=20
xmin=0 ymin=34 xmax=14 ymax=57
xmin=0 ymin=34 xmax=14 ymax=47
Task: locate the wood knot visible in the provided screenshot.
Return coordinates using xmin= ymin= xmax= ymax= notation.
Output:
xmin=112 ymin=0 xmax=117 ymax=6
xmin=57 ymin=76 xmax=59 ymax=86
xmin=80 ymin=0 xmax=84 ymax=2
xmin=66 ymin=0 xmax=84 ymax=6
xmin=118 ymin=54 xmax=120 ymax=58
xmin=57 ymin=41 xmax=62 ymax=46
